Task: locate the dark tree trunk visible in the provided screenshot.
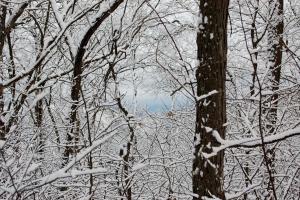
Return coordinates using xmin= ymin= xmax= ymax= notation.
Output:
xmin=34 ymin=71 xmax=44 ymax=155
xmin=0 ymin=83 xmax=4 ymax=141
xmin=267 ymin=0 xmax=283 ymax=135
xmin=0 ymin=4 xmax=6 ymax=58
xmin=193 ymin=0 xmax=229 ymax=199
xmin=0 ymin=4 xmax=6 ymax=141
xmin=0 ymin=2 xmax=28 ymax=141
xmin=63 ymin=0 xmax=125 ymax=162
xmin=265 ymin=0 xmax=284 ymax=198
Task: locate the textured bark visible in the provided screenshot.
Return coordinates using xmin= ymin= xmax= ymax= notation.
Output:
xmin=265 ymin=0 xmax=284 ymax=198
xmin=0 ymin=4 xmax=6 ymax=141
xmin=193 ymin=0 xmax=229 ymax=199
xmin=34 ymin=72 xmax=44 ymax=155
xmin=267 ymin=0 xmax=283 ymax=135
xmin=0 ymin=4 xmax=7 ymax=58
xmin=0 ymin=83 xmax=4 ymax=140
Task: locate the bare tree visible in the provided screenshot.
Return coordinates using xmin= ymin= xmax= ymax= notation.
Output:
xmin=63 ymin=0 xmax=125 ymax=162
xmin=0 ymin=0 xmax=299 ymax=199
xmin=0 ymin=1 xmax=28 ymax=140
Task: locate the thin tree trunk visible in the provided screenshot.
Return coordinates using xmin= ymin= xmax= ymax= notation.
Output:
xmin=0 ymin=4 xmax=7 ymax=141
xmin=34 ymin=69 xmax=44 ymax=155
xmin=0 ymin=83 xmax=4 ymax=141
xmin=111 ymin=64 xmax=133 ymax=200
xmin=63 ymin=0 xmax=125 ymax=162
xmin=193 ymin=0 xmax=229 ymax=199
xmin=267 ymin=0 xmax=283 ymax=135
xmin=246 ymin=2 xmax=260 ymax=198
xmin=265 ymin=0 xmax=284 ymax=198
xmin=0 ymin=2 xmax=28 ymax=141
xmin=0 ymin=4 xmax=6 ymax=59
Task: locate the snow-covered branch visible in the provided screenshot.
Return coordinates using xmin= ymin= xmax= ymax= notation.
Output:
xmin=203 ymin=127 xmax=300 ymax=158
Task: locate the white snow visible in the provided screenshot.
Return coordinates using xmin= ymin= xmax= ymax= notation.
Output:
xmin=0 ymin=140 xmax=5 ymax=149
xmin=203 ymin=127 xmax=300 ymax=159
xmin=204 ymin=126 xmax=213 ymax=133
xmin=204 ymin=16 xmax=208 ymax=24
xmin=132 ymin=163 xmax=147 ymax=171
xmin=27 ymin=163 xmax=42 ymax=173
xmin=196 ymin=90 xmax=218 ymax=101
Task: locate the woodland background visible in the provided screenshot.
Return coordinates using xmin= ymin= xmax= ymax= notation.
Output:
xmin=0 ymin=0 xmax=299 ymax=199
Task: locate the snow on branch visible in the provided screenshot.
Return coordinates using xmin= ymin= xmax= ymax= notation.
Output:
xmin=196 ymin=90 xmax=218 ymax=101
xmin=4 ymin=2 xmax=29 ymax=33
xmin=2 ymin=6 xmax=97 ymax=88
xmin=226 ymin=182 xmax=262 ymax=199
xmin=203 ymin=127 xmax=300 ymax=158
xmin=4 ymin=117 xmax=124 ymax=194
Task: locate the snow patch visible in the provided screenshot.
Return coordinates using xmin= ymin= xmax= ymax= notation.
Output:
xmin=133 ymin=163 xmax=147 ymax=171
xmin=0 ymin=140 xmax=5 ymax=149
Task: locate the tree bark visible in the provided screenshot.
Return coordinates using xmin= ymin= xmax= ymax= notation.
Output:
xmin=0 ymin=2 xmax=28 ymax=141
xmin=0 ymin=4 xmax=7 ymax=141
xmin=267 ymin=0 xmax=283 ymax=135
xmin=193 ymin=0 xmax=229 ymax=199
xmin=265 ymin=0 xmax=284 ymax=198
xmin=0 ymin=83 xmax=4 ymax=141
xmin=34 ymin=71 xmax=44 ymax=155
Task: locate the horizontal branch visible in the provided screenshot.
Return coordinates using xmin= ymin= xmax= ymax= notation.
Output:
xmin=203 ymin=127 xmax=300 ymax=158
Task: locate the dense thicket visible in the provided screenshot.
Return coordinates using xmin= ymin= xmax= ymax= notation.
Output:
xmin=0 ymin=0 xmax=299 ymax=199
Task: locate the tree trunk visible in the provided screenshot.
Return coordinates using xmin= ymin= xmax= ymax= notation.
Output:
xmin=265 ymin=0 xmax=284 ymax=198
xmin=0 ymin=83 xmax=4 ymax=141
xmin=0 ymin=4 xmax=6 ymax=141
xmin=34 ymin=71 xmax=44 ymax=155
xmin=63 ymin=0 xmax=125 ymax=162
xmin=0 ymin=2 xmax=28 ymax=141
xmin=193 ymin=0 xmax=229 ymax=199
xmin=267 ymin=0 xmax=283 ymax=135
